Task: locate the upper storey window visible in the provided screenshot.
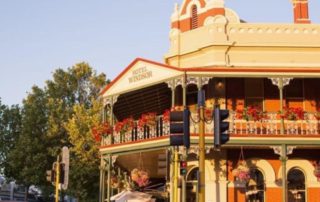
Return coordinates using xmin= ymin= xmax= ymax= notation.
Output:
xmin=191 ymin=5 xmax=198 ymax=29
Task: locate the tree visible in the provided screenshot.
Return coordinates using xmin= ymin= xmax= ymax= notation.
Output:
xmin=65 ymin=99 xmax=102 ymax=201
xmin=0 ymin=99 xmax=22 ymax=175
xmin=4 ymin=62 xmax=108 ymax=201
xmin=44 ymin=63 xmax=107 ymax=201
xmin=4 ymin=86 xmax=50 ymax=187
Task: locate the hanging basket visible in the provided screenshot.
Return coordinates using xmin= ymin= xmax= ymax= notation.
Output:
xmin=130 ymin=153 xmax=150 ymax=191
xmin=232 ymin=161 xmax=250 ymax=182
xmin=232 ymin=147 xmax=250 ymax=182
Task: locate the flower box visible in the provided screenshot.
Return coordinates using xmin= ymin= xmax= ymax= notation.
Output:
xmin=91 ymin=122 xmax=112 ymax=142
xmin=280 ymin=106 xmax=304 ymax=121
xmin=138 ymin=112 xmax=157 ymax=129
xmin=236 ymin=105 xmax=266 ymax=121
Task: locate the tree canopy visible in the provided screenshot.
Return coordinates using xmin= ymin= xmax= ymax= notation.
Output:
xmin=1 ymin=62 xmax=108 ymax=201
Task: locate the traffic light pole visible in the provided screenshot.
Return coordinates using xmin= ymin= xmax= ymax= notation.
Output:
xmin=180 ymin=154 xmax=187 ymax=202
xmin=198 ymin=92 xmax=206 ymax=202
xmin=181 ymin=77 xmax=187 ymax=202
xmin=173 ymin=147 xmax=179 ymax=202
xmin=55 ymin=155 xmax=60 ymax=202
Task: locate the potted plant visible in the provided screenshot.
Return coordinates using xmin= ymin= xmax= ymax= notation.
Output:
xmin=138 ymin=112 xmax=157 ymax=129
xmin=91 ymin=122 xmax=112 ymax=142
xmin=280 ymin=106 xmax=304 ymax=121
xmin=232 ymin=148 xmax=250 ymax=182
xmin=162 ymin=109 xmax=170 ymax=123
xmin=115 ymin=117 xmax=135 ymax=142
xmin=130 ymin=168 xmax=150 ymax=191
xmin=236 ymin=105 xmax=266 ymax=121
xmin=232 ymin=160 xmax=250 ymax=182
xmin=115 ymin=117 xmax=135 ymax=134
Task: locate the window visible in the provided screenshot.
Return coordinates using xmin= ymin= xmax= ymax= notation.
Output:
xmin=284 ymin=79 xmax=304 ymax=108
xmin=191 ymin=5 xmax=198 ymax=29
xmin=186 ymin=166 xmax=198 ymax=202
xmin=246 ymin=168 xmax=265 ymax=202
xmin=187 ymin=84 xmax=198 ymax=111
xmin=245 ymin=79 xmax=264 ymax=109
xmin=287 ymin=168 xmax=306 ymax=202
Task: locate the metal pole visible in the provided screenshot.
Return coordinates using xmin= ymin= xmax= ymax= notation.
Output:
xmin=99 ymin=157 xmax=106 ymax=202
xmin=169 ymin=81 xmax=176 ymax=202
xmin=181 ymin=72 xmax=187 ymax=202
xmin=281 ymin=144 xmax=288 ymax=202
xmin=198 ymin=92 xmax=206 ymax=202
xmin=173 ymin=148 xmax=179 ymax=202
xmin=172 ymin=85 xmax=176 ymax=109
xmin=169 ymin=149 xmax=174 ymax=202
xmin=55 ymin=155 xmax=60 ymax=202
xmin=279 ymin=79 xmax=285 ymax=135
xmin=106 ymin=155 xmax=112 ymax=202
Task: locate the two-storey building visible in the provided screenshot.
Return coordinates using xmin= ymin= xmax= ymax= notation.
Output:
xmin=98 ymin=0 xmax=320 ymax=201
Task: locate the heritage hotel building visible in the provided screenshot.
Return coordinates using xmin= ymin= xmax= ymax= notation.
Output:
xmin=98 ymin=0 xmax=320 ymax=201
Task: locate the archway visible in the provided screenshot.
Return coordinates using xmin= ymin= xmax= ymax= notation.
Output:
xmin=287 ymin=168 xmax=306 ymax=202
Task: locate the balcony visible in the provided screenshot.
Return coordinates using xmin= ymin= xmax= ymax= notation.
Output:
xmin=100 ymin=112 xmax=320 ymax=147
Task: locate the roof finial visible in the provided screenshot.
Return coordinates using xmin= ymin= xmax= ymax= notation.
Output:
xmin=174 ymin=3 xmax=179 ymax=13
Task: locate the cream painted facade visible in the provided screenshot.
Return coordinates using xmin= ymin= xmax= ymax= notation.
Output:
xmin=165 ymin=7 xmax=320 ymax=68
xmin=99 ymin=1 xmax=320 ymax=202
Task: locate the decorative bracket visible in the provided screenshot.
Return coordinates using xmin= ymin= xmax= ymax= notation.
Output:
xmin=165 ymin=77 xmax=184 ymax=89
xmin=201 ymin=77 xmax=211 ymax=86
xmin=269 ymin=78 xmax=292 ymax=89
xmin=111 ymin=155 xmax=118 ymax=165
xmin=271 ymin=146 xmax=296 ymax=156
xmin=187 ymin=77 xmax=198 ymax=85
xmin=165 ymin=80 xmax=175 ymax=90
xmin=104 ymin=95 xmax=119 ymax=106
xmin=188 ymin=145 xmax=213 ymax=157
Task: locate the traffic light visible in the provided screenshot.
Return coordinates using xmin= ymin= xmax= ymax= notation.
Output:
xmin=180 ymin=160 xmax=187 ymax=175
xmin=60 ymin=163 xmax=65 ymax=184
xmin=214 ymin=106 xmax=230 ymax=150
xmin=170 ymin=109 xmax=190 ymax=148
xmin=46 ymin=170 xmax=55 ymax=183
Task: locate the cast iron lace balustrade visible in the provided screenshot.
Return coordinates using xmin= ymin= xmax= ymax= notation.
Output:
xmin=101 ymin=112 xmax=320 ymax=146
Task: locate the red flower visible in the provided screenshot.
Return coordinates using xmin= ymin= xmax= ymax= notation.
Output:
xmin=138 ymin=112 xmax=157 ymax=129
xmin=162 ymin=109 xmax=170 ymax=123
xmin=236 ymin=105 xmax=266 ymax=121
xmin=114 ymin=121 xmax=124 ymax=133
xmin=115 ymin=117 xmax=135 ymax=134
xmin=91 ymin=122 xmax=112 ymax=142
xmin=280 ymin=106 xmax=305 ymax=120
xmin=205 ymin=108 xmax=213 ymax=120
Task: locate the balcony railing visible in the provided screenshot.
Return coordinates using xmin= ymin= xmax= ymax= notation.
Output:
xmin=101 ymin=112 xmax=320 ymax=147
xmin=101 ymin=116 xmax=170 ymax=146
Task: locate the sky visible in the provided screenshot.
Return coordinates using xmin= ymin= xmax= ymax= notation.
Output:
xmin=0 ymin=0 xmax=319 ymax=106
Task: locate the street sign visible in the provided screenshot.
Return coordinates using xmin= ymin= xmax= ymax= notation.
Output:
xmin=61 ymin=146 xmax=69 ymax=190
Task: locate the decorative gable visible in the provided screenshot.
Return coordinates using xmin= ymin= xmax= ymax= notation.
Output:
xmin=100 ymin=58 xmax=183 ymax=97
